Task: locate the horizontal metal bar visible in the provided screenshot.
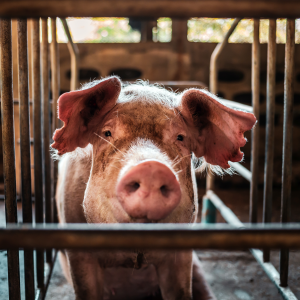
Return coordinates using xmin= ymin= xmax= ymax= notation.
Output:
xmin=228 ymin=162 xmax=252 ymax=182
xmin=0 ymin=0 xmax=299 ymax=18
xmin=1 ymin=224 xmax=300 ymax=250
xmin=219 ymin=99 xmax=253 ymax=113
xmin=206 ymin=191 xmax=298 ymax=300
xmin=251 ymin=249 xmax=297 ymax=300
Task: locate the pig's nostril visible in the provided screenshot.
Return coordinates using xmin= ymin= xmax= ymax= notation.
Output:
xmin=125 ymin=182 xmax=140 ymax=193
xmin=160 ymin=185 xmax=170 ymax=197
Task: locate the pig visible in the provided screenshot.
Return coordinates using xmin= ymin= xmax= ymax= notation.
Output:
xmin=52 ymin=76 xmax=256 ymax=300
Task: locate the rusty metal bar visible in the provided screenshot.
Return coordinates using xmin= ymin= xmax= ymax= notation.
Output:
xmin=263 ymin=19 xmax=277 ymax=263
xmin=17 ymin=18 xmax=35 ymax=300
xmin=206 ymin=191 xmax=298 ymax=300
xmin=250 ymin=19 xmax=260 ymax=224
xmin=280 ymin=18 xmax=295 ymax=288
xmin=50 ymin=18 xmax=60 ymax=224
xmin=207 ymin=18 xmax=241 ymax=191
xmin=41 ymin=18 xmax=52 ymax=264
xmin=32 ymin=18 xmax=44 ymax=288
xmin=0 ymin=18 xmax=21 ymax=300
xmin=61 ymin=18 xmax=79 ymax=91
xmin=0 ymin=1 xmax=300 ymax=18
xmin=1 ymin=224 xmax=300 ymax=250
xmin=35 ymin=251 xmax=58 ymax=300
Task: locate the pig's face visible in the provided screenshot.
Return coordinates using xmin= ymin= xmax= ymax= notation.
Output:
xmin=52 ymin=77 xmax=256 ymax=224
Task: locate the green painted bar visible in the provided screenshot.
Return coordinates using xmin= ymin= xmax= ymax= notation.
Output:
xmin=201 ymin=196 xmax=216 ymax=224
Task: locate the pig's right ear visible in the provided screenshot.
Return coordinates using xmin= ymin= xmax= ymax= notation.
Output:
xmin=51 ymin=76 xmax=121 ymax=155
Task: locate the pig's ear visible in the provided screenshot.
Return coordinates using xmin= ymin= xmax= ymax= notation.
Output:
xmin=179 ymin=89 xmax=257 ymax=169
xmin=51 ymin=76 xmax=121 ymax=155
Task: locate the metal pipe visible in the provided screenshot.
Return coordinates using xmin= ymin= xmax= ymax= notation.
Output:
xmin=41 ymin=18 xmax=52 ymax=264
xmin=228 ymin=162 xmax=252 ymax=182
xmin=2 ymin=224 xmax=300 ymax=250
xmin=17 ymin=18 xmax=35 ymax=300
xmin=207 ymin=18 xmax=241 ymax=191
xmin=0 ymin=1 xmax=299 ymax=19
xmin=263 ymin=19 xmax=276 ymax=263
xmin=206 ymin=191 xmax=298 ymax=300
xmin=251 ymin=249 xmax=297 ymax=300
xmin=50 ymin=18 xmax=60 ymax=224
xmin=0 ymin=17 xmax=21 ymax=300
xmin=32 ymin=18 xmax=44 ymax=288
xmin=250 ymin=19 xmax=260 ymax=224
xmin=35 ymin=251 xmax=58 ymax=300
xmin=61 ymin=18 xmax=79 ymax=91
xmin=280 ymin=18 xmax=295 ymax=288
xmin=206 ymin=191 xmax=243 ymax=227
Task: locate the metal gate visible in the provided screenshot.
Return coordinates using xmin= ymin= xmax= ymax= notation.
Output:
xmin=0 ymin=2 xmax=300 ymax=300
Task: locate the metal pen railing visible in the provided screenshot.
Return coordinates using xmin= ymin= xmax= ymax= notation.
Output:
xmin=0 ymin=6 xmax=298 ymax=300
xmin=202 ymin=18 xmax=298 ymax=299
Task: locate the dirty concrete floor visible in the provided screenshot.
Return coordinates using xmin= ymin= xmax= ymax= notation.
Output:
xmin=0 ymin=187 xmax=300 ymax=300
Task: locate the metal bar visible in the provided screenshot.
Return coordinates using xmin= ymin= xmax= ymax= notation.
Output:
xmin=0 ymin=18 xmax=21 ymax=300
xmin=207 ymin=18 xmax=241 ymax=191
xmin=41 ymin=18 xmax=52 ymax=264
xmin=206 ymin=191 xmax=298 ymax=300
xmin=280 ymin=18 xmax=295 ymax=288
xmin=250 ymin=18 xmax=260 ymax=224
xmin=35 ymin=251 xmax=58 ymax=300
xmin=263 ymin=19 xmax=276 ymax=263
xmin=17 ymin=18 xmax=35 ymax=300
xmin=32 ymin=18 xmax=44 ymax=289
xmin=228 ymin=162 xmax=252 ymax=182
xmin=61 ymin=18 xmax=79 ymax=91
xmin=201 ymin=196 xmax=216 ymax=224
xmin=206 ymin=191 xmax=243 ymax=227
xmin=251 ymin=249 xmax=297 ymax=300
xmin=0 ymin=1 xmax=300 ymax=18
xmin=50 ymin=18 xmax=59 ymax=224
xmin=2 ymin=224 xmax=300 ymax=250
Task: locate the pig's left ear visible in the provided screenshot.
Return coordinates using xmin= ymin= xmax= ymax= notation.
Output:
xmin=51 ymin=76 xmax=121 ymax=155
xmin=179 ymin=89 xmax=257 ymax=168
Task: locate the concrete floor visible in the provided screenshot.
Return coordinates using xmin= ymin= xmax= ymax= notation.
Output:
xmin=0 ymin=186 xmax=300 ymax=299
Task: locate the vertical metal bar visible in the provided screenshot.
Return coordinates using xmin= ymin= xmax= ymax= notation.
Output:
xmin=250 ymin=19 xmax=260 ymax=223
xmin=41 ymin=18 xmax=52 ymax=263
xmin=0 ymin=18 xmax=21 ymax=300
xmin=17 ymin=18 xmax=35 ymax=299
xmin=32 ymin=18 xmax=44 ymax=288
xmin=263 ymin=19 xmax=276 ymax=263
xmin=61 ymin=18 xmax=79 ymax=91
xmin=207 ymin=18 xmax=240 ymax=191
xmin=50 ymin=18 xmax=59 ymax=223
xmin=280 ymin=18 xmax=295 ymax=288
xmin=201 ymin=196 xmax=216 ymax=224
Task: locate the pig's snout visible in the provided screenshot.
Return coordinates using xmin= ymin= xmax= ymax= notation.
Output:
xmin=116 ymin=160 xmax=181 ymax=221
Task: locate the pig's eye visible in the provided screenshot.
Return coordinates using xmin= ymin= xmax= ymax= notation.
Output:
xmin=105 ymin=131 xmax=111 ymax=137
xmin=177 ymin=135 xmax=184 ymax=141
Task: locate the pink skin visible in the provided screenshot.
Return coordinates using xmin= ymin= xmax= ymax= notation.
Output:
xmin=52 ymin=77 xmax=256 ymax=300
xmin=116 ymin=160 xmax=181 ymax=221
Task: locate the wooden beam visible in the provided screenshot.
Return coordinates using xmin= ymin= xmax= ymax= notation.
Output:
xmin=0 ymin=1 xmax=299 ymax=18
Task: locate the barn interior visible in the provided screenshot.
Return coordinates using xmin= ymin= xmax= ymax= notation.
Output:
xmin=0 ymin=7 xmax=300 ymax=300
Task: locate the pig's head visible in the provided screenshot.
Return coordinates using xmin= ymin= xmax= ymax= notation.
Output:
xmin=52 ymin=77 xmax=256 ymax=224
